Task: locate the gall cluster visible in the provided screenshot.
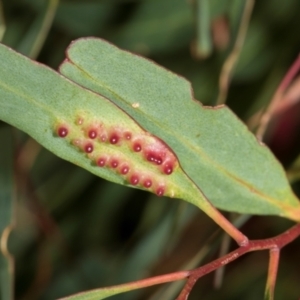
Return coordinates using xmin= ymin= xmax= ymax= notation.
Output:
xmin=56 ymin=117 xmax=177 ymax=197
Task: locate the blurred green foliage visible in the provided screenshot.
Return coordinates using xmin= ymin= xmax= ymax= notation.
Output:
xmin=0 ymin=0 xmax=300 ymax=299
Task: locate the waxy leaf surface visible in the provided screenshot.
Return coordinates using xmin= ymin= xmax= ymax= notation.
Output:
xmin=0 ymin=42 xmax=224 ymax=224
xmin=59 ymin=38 xmax=300 ymax=220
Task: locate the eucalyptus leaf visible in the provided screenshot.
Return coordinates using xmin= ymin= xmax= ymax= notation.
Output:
xmin=0 ymin=42 xmax=240 ymax=242
xmin=59 ymin=38 xmax=300 ymax=221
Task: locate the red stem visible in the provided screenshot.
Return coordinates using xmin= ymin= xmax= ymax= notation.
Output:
xmin=256 ymin=54 xmax=300 ymax=140
xmin=264 ymin=248 xmax=280 ymax=300
xmin=62 ymin=223 xmax=300 ymax=300
xmin=277 ymin=54 xmax=300 ymax=95
xmin=177 ymin=222 xmax=300 ymax=299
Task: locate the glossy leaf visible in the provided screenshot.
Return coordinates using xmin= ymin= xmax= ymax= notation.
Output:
xmin=59 ymin=38 xmax=300 ymax=221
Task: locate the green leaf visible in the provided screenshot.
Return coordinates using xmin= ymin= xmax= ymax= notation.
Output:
xmin=59 ymin=38 xmax=300 ymax=221
xmin=0 ymin=42 xmax=234 ymax=239
xmin=57 ymin=280 xmax=167 ymax=300
xmin=58 ymin=289 xmax=118 ymax=300
xmin=0 ymin=127 xmax=14 ymax=300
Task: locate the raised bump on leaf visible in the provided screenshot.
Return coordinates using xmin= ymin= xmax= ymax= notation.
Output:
xmin=143 ymin=178 xmax=152 ymax=188
xmin=124 ymin=131 xmax=132 ymax=140
xmin=57 ymin=125 xmax=69 ymax=138
xmin=76 ymin=116 xmax=84 ymax=126
xmin=146 ymin=151 xmax=163 ymax=165
xmin=99 ymin=132 xmax=108 ymax=142
xmin=156 ymin=186 xmax=165 ymax=197
xmin=120 ymin=164 xmax=130 ymax=175
xmin=132 ymin=141 xmax=142 ymax=152
xmin=97 ymin=156 xmax=107 ymax=167
xmin=163 ymin=162 xmax=173 ymax=175
xmin=110 ymin=158 xmax=119 ymax=168
xmin=88 ymin=128 xmax=98 ymax=139
xmin=130 ymin=174 xmax=140 ymax=185
xmin=109 ymin=132 xmax=120 ymax=145
xmin=84 ymin=142 xmax=94 ymax=153
xmin=55 ymin=112 xmax=179 ymax=198
xmin=72 ymin=139 xmax=81 ymax=146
